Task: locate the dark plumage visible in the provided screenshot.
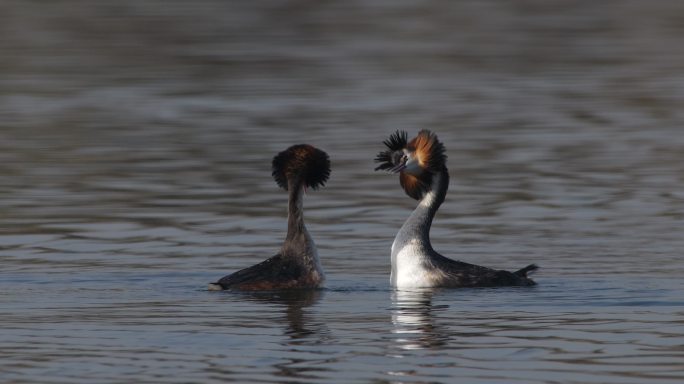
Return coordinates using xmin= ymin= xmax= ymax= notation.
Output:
xmin=374 ymin=130 xmax=408 ymax=171
xmin=272 ymin=144 xmax=330 ymax=191
xmin=214 ymin=254 xmax=321 ymax=290
xmin=210 ymin=144 xmax=330 ymax=291
xmin=430 ymin=256 xmax=538 ymax=288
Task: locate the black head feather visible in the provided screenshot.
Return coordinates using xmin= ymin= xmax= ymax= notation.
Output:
xmin=374 ymin=130 xmax=408 ymax=171
xmin=272 ymin=144 xmax=331 ymax=191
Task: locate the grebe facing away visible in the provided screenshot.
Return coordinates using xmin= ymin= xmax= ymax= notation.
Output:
xmin=375 ymin=130 xmax=538 ymax=288
xmin=209 ymin=144 xmax=330 ymax=291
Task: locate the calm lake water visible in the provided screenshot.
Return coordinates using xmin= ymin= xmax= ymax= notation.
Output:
xmin=2 ymin=1 xmax=684 ymax=383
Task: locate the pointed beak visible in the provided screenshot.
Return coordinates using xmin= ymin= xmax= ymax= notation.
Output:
xmin=388 ymin=162 xmax=407 ymax=173
xmin=387 ymin=152 xmax=409 ymax=173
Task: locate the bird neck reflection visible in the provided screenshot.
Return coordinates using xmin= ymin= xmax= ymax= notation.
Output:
xmin=246 ymin=290 xmax=325 ymax=340
xmin=391 ymin=289 xmax=449 ymax=350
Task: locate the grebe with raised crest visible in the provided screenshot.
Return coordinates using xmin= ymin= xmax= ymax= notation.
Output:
xmin=209 ymin=144 xmax=330 ymax=291
xmin=375 ymin=130 xmax=538 ymax=288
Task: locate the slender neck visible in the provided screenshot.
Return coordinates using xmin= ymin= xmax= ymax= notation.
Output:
xmin=281 ymin=178 xmax=317 ymax=263
xmin=395 ymin=168 xmax=449 ymax=252
xmin=285 ymin=179 xmax=306 ymax=242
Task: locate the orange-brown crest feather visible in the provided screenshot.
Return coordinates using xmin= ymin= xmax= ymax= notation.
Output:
xmin=400 ymin=130 xmax=446 ymax=200
xmin=407 ymin=130 xmax=445 ymax=172
xmin=400 ymin=172 xmax=431 ymax=200
xmin=376 ymin=129 xmax=446 ymax=200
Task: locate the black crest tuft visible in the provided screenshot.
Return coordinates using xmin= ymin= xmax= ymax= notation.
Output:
xmin=272 ymin=144 xmax=331 ymax=191
xmin=374 ymin=130 xmax=408 ymax=171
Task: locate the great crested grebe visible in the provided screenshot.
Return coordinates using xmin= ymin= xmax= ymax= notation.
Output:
xmin=209 ymin=144 xmax=330 ymax=291
xmin=375 ymin=130 xmax=538 ymax=288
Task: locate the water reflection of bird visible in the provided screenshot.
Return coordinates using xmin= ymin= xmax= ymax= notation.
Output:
xmin=246 ymin=290 xmax=328 ymax=381
xmin=209 ymin=144 xmax=330 ymax=291
xmin=391 ymin=289 xmax=449 ymax=350
xmin=243 ymin=289 xmax=325 ymax=340
xmin=375 ymin=130 xmax=538 ymax=288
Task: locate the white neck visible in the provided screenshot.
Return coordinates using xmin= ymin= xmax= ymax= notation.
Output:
xmin=390 ymin=170 xmax=448 ymax=287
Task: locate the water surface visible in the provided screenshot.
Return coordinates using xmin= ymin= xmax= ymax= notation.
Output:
xmin=2 ymin=1 xmax=684 ymax=383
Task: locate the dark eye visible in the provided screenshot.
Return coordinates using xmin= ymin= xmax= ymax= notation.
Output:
xmin=392 ymin=152 xmax=405 ymax=164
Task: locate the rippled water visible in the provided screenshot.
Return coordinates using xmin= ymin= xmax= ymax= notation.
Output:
xmin=2 ymin=1 xmax=684 ymax=383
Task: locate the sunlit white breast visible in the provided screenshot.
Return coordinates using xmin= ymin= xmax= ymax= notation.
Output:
xmin=389 ymin=183 xmax=442 ymax=288
xmin=390 ymin=238 xmax=439 ymax=288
